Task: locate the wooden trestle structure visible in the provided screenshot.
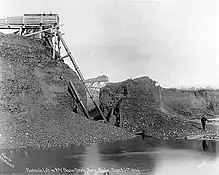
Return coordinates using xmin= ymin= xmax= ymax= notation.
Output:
xmin=0 ymin=13 xmax=107 ymax=122
xmin=85 ymin=75 xmax=109 ymax=90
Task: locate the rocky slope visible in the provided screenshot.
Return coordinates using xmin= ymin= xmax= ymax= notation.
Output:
xmin=162 ymin=87 xmax=219 ymax=118
xmin=86 ymin=88 xmax=99 ymax=110
xmin=99 ymin=76 xmax=219 ymax=139
xmin=0 ymin=33 xmax=134 ymax=149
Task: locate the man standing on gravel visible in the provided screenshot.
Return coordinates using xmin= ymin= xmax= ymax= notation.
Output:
xmin=201 ymin=116 xmax=208 ymax=131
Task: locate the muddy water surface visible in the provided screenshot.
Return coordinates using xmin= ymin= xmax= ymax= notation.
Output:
xmin=0 ymin=136 xmax=219 ymax=175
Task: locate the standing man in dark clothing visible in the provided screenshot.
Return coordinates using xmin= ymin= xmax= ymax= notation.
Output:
xmin=201 ymin=116 xmax=208 ymax=131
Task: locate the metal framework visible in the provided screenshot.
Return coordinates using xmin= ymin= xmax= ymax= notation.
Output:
xmin=0 ymin=13 xmax=107 ymax=122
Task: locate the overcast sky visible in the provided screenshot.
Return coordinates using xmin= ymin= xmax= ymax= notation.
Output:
xmin=0 ymin=0 xmax=219 ymax=88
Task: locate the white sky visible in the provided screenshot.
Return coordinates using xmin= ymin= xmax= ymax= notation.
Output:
xmin=0 ymin=0 xmax=219 ymax=88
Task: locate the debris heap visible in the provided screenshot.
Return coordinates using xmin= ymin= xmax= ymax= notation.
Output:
xmin=0 ymin=33 xmax=134 ymax=149
xmin=100 ymin=77 xmax=209 ymax=139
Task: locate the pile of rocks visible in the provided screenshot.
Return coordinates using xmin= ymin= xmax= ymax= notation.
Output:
xmin=99 ymin=77 xmax=209 ymax=139
xmin=0 ymin=33 xmax=134 ymax=149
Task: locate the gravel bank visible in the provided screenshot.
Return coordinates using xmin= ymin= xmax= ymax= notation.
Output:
xmin=0 ymin=33 xmax=135 ymax=149
xmin=99 ymin=77 xmax=219 ymax=140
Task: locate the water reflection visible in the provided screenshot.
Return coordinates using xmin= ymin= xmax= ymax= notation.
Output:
xmin=82 ymin=144 xmax=103 ymax=169
xmin=202 ymin=140 xmax=208 ymax=151
xmin=154 ymin=149 xmax=219 ymax=175
xmin=201 ymin=140 xmax=218 ymax=154
xmin=0 ymin=137 xmax=218 ymax=174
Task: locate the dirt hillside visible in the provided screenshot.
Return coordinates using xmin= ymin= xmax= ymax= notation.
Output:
xmin=162 ymin=87 xmax=219 ymax=118
xmin=0 ymin=33 xmax=134 ymax=149
xmin=99 ymin=76 xmax=219 ymax=139
xmin=86 ymin=88 xmax=99 ymax=110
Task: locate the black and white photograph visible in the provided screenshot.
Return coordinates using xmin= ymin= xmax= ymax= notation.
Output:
xmin=0 ymin=0 xmax=219 ymax=174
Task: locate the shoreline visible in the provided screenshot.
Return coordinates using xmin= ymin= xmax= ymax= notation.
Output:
xmin=0 ymin=123 xmax=219 ymax=151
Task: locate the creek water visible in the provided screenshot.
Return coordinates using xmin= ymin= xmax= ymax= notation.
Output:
xmin=0 ymin=136 xmax=219 ymax=175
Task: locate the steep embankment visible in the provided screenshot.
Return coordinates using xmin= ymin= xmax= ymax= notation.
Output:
xmin=87 ymin=88 xmax=99 ymax=110
xmin=0 ymin=33 xmax=134 ymax=149
xmin=100 ymin=76 xmax=219 ymax=139
xmin=162 ymin=88 xmax=219 ymax=118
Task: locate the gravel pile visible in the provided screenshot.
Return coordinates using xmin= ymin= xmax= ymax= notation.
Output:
xmin=87 ymin=88 xmax=99 ymax=111
xmin=99 ymin=77 xmax=210 ymax=139
xmin=0 ymin=33 xmax=134 ymax=149
xmin=162 ymin=88 xmax=219 ymax=118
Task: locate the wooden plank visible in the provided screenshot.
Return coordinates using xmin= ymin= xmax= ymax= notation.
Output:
xmin=0 ymin=15 xmax=58 ymax=27
xmin=25 ymin=15 xmax=58 ymax=25
xmin=24 ymin=24 xmax=63 ymax=37
xmin=0 ymin=27 xmax=20 ymax=29
xmin=24 ymin=13 xmax=59 ymax=16
xmin=6 ymin=16 xmax=23 ymax=25
xmin=85 ymin=75 xmax=109 ymax=83
xmin=0 ymin=19 xmax=6 ymax=26
xmin=59 ymin=34 xmax=107 ymax=122
xmin=69 ymin=81 xmax=90 ymax=119
xmin=60 ymin=54 xmax=69 ymax=60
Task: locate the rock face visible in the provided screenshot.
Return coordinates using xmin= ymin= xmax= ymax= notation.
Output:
xmin=100 ymin=77 xmax=167 ymax=133
xmin=99 ymin=76 xmax=219 ymax=139
xmin=162 ymin=88 xmax=219 ymax=117
xmin=0 ymin=34 xmax=134 ymax=149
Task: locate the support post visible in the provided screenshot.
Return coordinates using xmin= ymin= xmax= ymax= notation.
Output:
xmin=19 ymin=26 xmax=22 ymax=35
xmin=57 ymin=32 xmax=61 ymax=57
xmin=52 ymin=28 xmax=56 ymax=59
xmin=58 ymin=34 xmax=107 ymax=122
xmin=39 ymin=25 xmax=43 ymax=38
